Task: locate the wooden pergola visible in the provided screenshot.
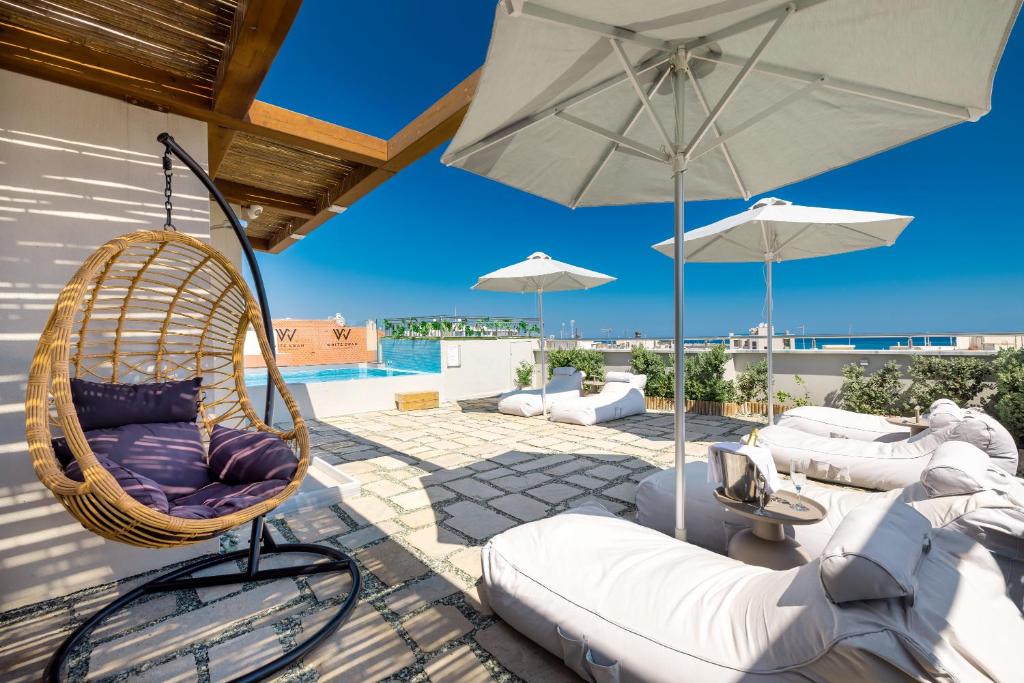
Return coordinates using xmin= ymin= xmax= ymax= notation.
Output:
xmin=0 ymin=0 xmax=478 ymax=252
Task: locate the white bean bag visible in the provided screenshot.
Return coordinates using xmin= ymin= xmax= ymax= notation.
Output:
xmin=636 ymin=442 xmax=1024 ymax=609
xmin=482 ymin=502 xmax=1022 ymax=683
xmin=775 ymin=398 xmax=959 ymax=441
xmin=547 ymin=371 xmax=646 ymax=426
xmin=497 ymin=366 xmax=584 ymax=417
xmin=756 ymin=409 xmax=1018 ymax=490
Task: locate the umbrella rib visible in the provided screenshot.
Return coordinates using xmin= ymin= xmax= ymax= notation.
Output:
xmin=717 ymin=233 xmax=768 ymax=259
xmin=556 ymin=112 xmax=671 ymax=163
xmin=444 ymin=54 xmax=671 ymax=166
xmin=683 ymin=6 xmax=794 ymax=158
xmin=570 ymin=66 xmax=672 ymax=208
xmin=686 ymin=232 xmax=728 ymax=261
xmin=688 ymin=69 xmax=750 ymax=199
xmin=773 ymin=222 xmax=815 ymax=256
xmin=681 ymin=0 xmax=832 ymax=53
xmin=509 ymin=1 xmax=672 ymax=52
xmin=609 ymin=38 xmax=674 ymax=152
xmin=834 ymin=223 xmax=892 ymax=245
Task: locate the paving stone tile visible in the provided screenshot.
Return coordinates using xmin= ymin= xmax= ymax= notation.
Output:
xmin=89 ymin=580 xmax=301 ymax=677
xmin=512 ymin=454 xmax=573 ymax=472
xmin=491 ymin=451 xmax=534 ymax=466
xmin=463 ymin=582 xmax=494 ymax=616
xmin=602 ymin=482 xmax=637 ymax=503
xmin=367 ymin=454 xmax=416 ymax=469
xmin=422 ymin=468 xmax=472 ymax=484
xmin=543 ymin=460 xmax=590 ymax=476
xmin=425 ymin=644 xmax=494 ymax=683
xmin=307 ymin=568 xmax=357 ymax=603
xmin=476 ymin=621 xmax=578 ymax=683
xmin=402 ymin=604 xmax=473 ymax=652
xmin=443 ymin=501 xmax=516 ymax=540
xmin=300 ymin=603 xmax=416 ymax=682
xmin=340 ymin=495 xmax=398 ymax=525
xmin=91 ymin=592 xmax=178 ymax=638
xmin=362 ymin=479 xmax=408 ymax=497
xmin=490 ymin=493 xmax=549 ymax=522
xmin=336 ymin=525 xmax=388 ymax=550
xmin=527 ymin=483 xmax=585 ymax=504
xmin=0 ymin=609 xmax=72 ymax=683
xmin=564 ymin=474 xmax=605 ymax=490
xmin=134 ymin=654 xmax=198 ymax=683
xmin=400 ymin=508 xmax=441 ymax=529
xmin=445 ymin=477 xmax=504 ymax=500
xmin=285 ymin=507 xmax=351 ymax=544
xmin=489 ymin=472 xmax=550 ymax=492
xmin=447 ymin=546 xmax=483 ymax=580
xmin=392 ymin=486 xmax=457 ymax=511
xmin=355 ymin=540 xmax=429 ymax=586
xmin=207 ymin=625 xmax=283 ymax=682
xmin=473 ymin=466 xmax=514 ymax=480
xmin=406 ymin=525 xmax=469 ymax=559
xmin=586 ymin=464 xmax=631 ymax=480
xmin=384 ymin=572 xmax=460 ymax=615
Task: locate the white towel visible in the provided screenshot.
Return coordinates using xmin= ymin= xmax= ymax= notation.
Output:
xmin=707 ymin=441 xmax=781 ymax=494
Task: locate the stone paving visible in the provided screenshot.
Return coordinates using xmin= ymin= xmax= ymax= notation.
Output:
xmin=0 ymin=400 xmax=760 ymax=682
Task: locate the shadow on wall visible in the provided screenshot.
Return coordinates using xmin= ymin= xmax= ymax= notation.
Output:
xmin=0 ymin=70 xmax=214 ymax=611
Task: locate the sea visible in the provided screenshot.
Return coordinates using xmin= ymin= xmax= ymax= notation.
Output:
xmin=594 ymin=336 xmax=958 ymax=350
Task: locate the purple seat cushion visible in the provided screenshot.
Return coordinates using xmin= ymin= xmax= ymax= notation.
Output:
xmin=65 ymin=454 xmax=169 ymax=513
xmin=63 ymin=422 xmax=211 ymax=499
xmin=70 ymin=377 xmax=201 ymax=431
xmin=208 ymin=425 xmax=297 ymax=485
xmin=169 ymin=480 xmax=290 ymax=519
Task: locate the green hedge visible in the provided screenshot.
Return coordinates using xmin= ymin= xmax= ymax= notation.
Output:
xmin=546 ymin=348 xmax=605 ymax=382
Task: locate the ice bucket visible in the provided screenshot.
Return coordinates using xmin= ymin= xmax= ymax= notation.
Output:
xmin=718 ymin=448 xmax=765 ymax=504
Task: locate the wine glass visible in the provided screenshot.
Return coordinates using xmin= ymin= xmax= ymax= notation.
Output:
xmin=790 ymin=459 xmax=808 ymax=512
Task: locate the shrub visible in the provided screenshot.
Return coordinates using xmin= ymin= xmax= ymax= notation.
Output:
xmin=906 ymin=355 xmax=991 ymax=409
xmin=838 ymin=361 xmax=905 ymax=415
xmin=736 ymin=359 xmax=768 ymax=403
xmin=546 ymin=348 xmax=604 ymax=382
xmin=685 ymin=345 xmax=736 ymax=402
xmin=776 ymin=374 xmax=812 ymax=407
xmin=514 ymin=360 xmax=534 ymax=389
xmin=630 ymin=346 xmax=672 ymax=398
xmin=992 ymin=348 xmax=1024 ymax=447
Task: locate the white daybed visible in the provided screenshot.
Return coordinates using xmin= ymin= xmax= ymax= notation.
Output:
xmin=482 ymin=501 xmax=1022 ymax=683
xmin=547 ymin=371 xmax=646 ymax=425
xmin=774 ymin=398 xmax=959 ymax=441
xmin=756 ymin=406 xmax=1018 ymax=490
xmin=636 ymin=442 xmax=1024 ymax=609
xmin=497 ymin=366 xmax=584 ymax=417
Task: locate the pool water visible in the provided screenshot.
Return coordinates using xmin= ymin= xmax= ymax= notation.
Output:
xmin=245 ymin=364 xmax=421 ymax=385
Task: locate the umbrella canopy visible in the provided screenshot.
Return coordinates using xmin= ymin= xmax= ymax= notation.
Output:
xmin=654 ymin=197 xmax=913 ymax=420
xmin=473 ymin=252 xmax=616 ymax=292
xmin=474 ymin=252 xmax=615 ymax=415
xmin=444 ymin=0 xmax=1019 ymax=541
xmin=653 ymin=198 xmax=913 ymax=263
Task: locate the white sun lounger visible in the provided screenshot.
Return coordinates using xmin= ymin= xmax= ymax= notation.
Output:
xmin=547 ymin=371 xmax=646 ymax=425
xmin=483 ymin=501 xmax=1022 ymax=683
xmin=774 ymin=398 xmax=959 ymax=441
xmin=756 ymin=407 xmax=1018 ymax=490
xmin=636 ymin=441 xmax=1024 ymax=609
xmin=497 ymin=366 xmax=584 ymax=417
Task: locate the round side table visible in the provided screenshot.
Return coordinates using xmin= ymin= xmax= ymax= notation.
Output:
xmin=713 ymin=489 xmax=826 ymax=570
xmin=886 ymin=415 xmax=929 ymax=436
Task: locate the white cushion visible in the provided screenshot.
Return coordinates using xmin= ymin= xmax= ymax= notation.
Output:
xmin=951 ymin=411 xmax=1019 ymax=474
xmin=921 ymin=441 xmax=992 ymax=497
xmin=775 ymin=405 xmax=910 ymax=442
xmin=927 ymin=400 xmax=964 ymax=430
xmin=553 ymin=366 xmax=577 ymax=376
xmin=820 ymin=504 xmax=932 ymax=604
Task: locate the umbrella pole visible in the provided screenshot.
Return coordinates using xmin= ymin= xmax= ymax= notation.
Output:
xmin=766 ymin=259 xmax=774 ymax=424
xmin=672 ymin=52 xmax=687 ymax=542
xmin=538 ymin=288 xmax=546 ymax=417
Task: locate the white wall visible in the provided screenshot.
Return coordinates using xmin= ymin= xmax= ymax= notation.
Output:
xmin=441 ymin=339 xmax=535 ymax=401
xmin=0 ymin=71 xmax=216 ymax=611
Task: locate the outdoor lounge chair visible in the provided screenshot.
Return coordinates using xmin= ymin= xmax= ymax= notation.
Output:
xmin=547 ymin=371 xmax=646 ymax=425
xmin=497 ymin=366 xmax=584 ymax=417
xmin=482 ymin=501 xmax=1022 ymax=683
xmin=636 ymin=441 xmax=1024 ymax=609
xmin=755 ymin=406 xmax=1018 ymax=490
xmin=774 ymin=398 xmax=959 ymax=441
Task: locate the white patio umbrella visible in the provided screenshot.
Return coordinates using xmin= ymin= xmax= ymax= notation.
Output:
xmin=444 ymin=1 xmax=1019 ymax=540
xmin=473 ymin=252 xmax=615 ymax=415
xmin=654 ymin=197 xmax=913 ymax=422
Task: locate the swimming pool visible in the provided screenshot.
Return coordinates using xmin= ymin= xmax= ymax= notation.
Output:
xmin=245 ymin=364 xmax=422 ymax=385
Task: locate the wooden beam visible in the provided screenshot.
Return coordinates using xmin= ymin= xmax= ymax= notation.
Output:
xmin=214 ymin=0 xmax=302 ymax=118
xmin=207 ymin=125 xmax=236 ymax=178
xmin=214 ymin=179 xmax=317 ymax=218
xmin=384 ymin=69 xmax=480 ymax=172
xmin=245 ymin=102 xmax=387 ymax=166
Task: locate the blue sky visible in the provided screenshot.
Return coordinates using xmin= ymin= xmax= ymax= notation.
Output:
xmin=254 ymin=2 xmax=1024 ymax=338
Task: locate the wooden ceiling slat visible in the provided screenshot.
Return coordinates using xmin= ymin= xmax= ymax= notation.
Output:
xmin=214 ymin=179 xmax=317 ymax=218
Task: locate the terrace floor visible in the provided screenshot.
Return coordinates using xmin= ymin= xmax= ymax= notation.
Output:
xmin=0 ymin=400 xmax=761 ymax=683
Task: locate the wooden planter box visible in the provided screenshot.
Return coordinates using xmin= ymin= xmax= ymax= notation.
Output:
xmin=396 ymin=391 xmax=439 ymax=411
xmin=644 ymin=397 xmax=790 ymax=418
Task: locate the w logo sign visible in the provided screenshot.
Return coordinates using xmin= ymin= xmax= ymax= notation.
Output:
xmin=332 ymin=328 xmax=352 ymax=340
xmin=275 ymin=328 xmax=297 ymax=342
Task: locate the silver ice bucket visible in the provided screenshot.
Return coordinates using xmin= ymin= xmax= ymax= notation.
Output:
xmin=717 ymin=448 xmax=766 ymax=505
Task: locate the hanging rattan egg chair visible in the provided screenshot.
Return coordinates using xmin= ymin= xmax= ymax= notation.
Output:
xmin=27 ymin=134 xmax=360 ymax=683
xmin=26 ymin=228 xmax=307 ymax=546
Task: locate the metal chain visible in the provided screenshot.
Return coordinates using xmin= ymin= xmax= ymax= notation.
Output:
xmin=162 ymin=148 xmax=176 ymax=231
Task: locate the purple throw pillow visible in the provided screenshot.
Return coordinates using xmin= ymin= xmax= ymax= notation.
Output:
xmin=208 ymin=425 xmax=297 ymax=485
xmin=70 ymin=377 xmax=201 ymax=431
xmin=82 ymin=422 xmax=211 ymax=498
xmin=170 ymin=479 xmax=289 ymax=518
xmin=66 ymin=454 xmax=169 ymax=513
